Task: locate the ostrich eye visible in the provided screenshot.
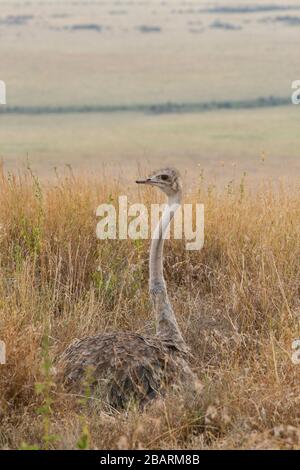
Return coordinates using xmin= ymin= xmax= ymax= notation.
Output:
xmin=161 ymin=174 xmax=169 ymax=181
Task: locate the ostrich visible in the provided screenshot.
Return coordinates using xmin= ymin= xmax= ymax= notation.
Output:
xmin=58 ymin=168 xmax=197 ymax=409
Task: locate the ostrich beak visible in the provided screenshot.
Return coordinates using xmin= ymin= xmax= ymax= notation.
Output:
xmin=136 ymin=178 xmax=151 ymax=184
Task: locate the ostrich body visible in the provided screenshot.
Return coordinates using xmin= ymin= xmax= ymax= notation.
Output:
xmin=58 ymin=168 xmax=196 ymax=409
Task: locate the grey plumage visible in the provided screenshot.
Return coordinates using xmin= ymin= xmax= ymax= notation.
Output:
xmin=58 ymin=331 xmax=191 ymax=409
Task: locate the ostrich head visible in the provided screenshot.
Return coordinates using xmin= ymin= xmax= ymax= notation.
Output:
xmin=136 ymin=167 xmax=182 ymax=197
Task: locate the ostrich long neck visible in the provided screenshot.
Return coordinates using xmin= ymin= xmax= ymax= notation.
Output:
xmin=149 ymin=190 xmax=187 ymax=351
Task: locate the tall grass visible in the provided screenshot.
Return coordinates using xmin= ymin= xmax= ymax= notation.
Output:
xmin=0 ymin=165 xmax=300 ymax=449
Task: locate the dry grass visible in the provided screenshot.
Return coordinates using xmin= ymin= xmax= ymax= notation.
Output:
xmin=1 ymin=165 xmax=300 ymax=450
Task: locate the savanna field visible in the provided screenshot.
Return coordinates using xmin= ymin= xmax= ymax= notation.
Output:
xmin=0 ymin=165 xmax=300 ymax=450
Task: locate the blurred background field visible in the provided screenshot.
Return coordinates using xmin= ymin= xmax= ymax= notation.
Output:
xmin=1 ymin=107 xmax=300 ymax=182
xmin=0 ymin=0 xmax=299 ymax=181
